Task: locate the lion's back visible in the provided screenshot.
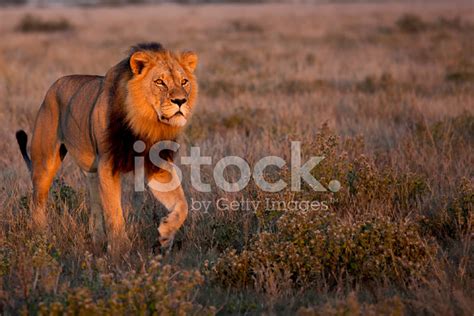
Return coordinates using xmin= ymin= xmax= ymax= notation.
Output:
xmin=51 ymin=75 xmax=104 ymax=108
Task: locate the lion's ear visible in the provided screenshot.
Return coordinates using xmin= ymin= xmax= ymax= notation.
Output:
xmin=180 ymin=51 xmax=198 ymax=72
xmin=130 ymin=52 xmax=150 ymax=75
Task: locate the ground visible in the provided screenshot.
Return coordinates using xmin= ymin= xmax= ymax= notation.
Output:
xmin=0 ymin=2 xmax=472 ymax=315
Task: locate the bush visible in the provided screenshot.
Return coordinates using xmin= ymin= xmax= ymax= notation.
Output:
xmin=27 ymin=256 xmax=214 ymax=315
xmin=229 ymin=20 xmax=264 ymax=33
xmin=36 ymin=264 xmax=212 ymax=315
xmin=421 ymin=178 xmax=473 ymax=242
xmin=396 ymin=14 xmax=427 ymax=33
xmin=294 ymin=124 xmax=429 ymax=212
xmin=212 ymin=211 xmax=436 ymax=290
xmin=356 ymin=73 xmax=396 ymax=94
xmin=445 ymin=71 xmax=474 ymax=83
xmin=17 ymin=14 xmax=73 ymax=33
xmin=51 ymin=179 xmax=81 ymax=211
xmin=0 ymin=230 xmax=214 ymax=314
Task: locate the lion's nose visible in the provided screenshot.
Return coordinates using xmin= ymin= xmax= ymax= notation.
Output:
xmin=171 ymin=98 xmax=187 ymax=107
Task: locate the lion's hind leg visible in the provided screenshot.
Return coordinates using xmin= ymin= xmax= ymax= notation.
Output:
xmin=29 ymin=97 xmax=64 ymax=230
xmin=30 ymin=137 xmax=63 ymax=230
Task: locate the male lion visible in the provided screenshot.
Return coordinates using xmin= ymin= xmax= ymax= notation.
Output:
xmin=16 ymin=42 xmax=198 ymax=253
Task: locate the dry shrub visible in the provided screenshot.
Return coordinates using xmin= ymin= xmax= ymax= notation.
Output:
xmin=445 ymin=60 xmax=474 ymax=84
xmin=445 ymin=71 xmax=474 ymax=84
xmin=436 ymin=16 xmax=464 ymax=30
xmin=421 ymin=178 xmax=473 ymax=242
xmin=17 ymin=14 xmax=73 ymax=33
xmin=229 ymin=20 xmax=264 ymax=33
xmin=356 ymin=73 xmax=397 ymax=94
xmin=17 ymin=180 xmax=84 ymax=225
xmin=395 ymin=13 xmax=473 ymax=35
xmin=346 ymin=160 xmax=428 ymax=211
xmin=11 ymin=252 xmax=214 ymax=315
xmin=194 ymin=211 xmax=249 ymax=252
xmin=50 ymin=179 xmax=82 ymax=211
xmin=210 ymin=126 xmax=438 ymax=291
xmin=212 ymin=211 xmax=436 ymax=289
xmin=396 ymin=14 xmax=427 ymax=33
xmin=34 ymin=259 xmax=214 ymax=315
xmin=1 ymin=233 xmax=63 ymax=304
xmin=0 ymin=197 xmax=214 ymax=313
xmin=296 ymin=125 xmax=429 ymax=212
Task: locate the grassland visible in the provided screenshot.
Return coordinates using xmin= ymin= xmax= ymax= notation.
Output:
xmin=0 ymin=2 xmax=473 ymax=314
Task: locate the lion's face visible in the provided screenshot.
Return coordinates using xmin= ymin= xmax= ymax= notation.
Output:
xmin=126 ymin=50 xmax=198 ymax=133
xmin=147 ymin=62 xmax=192 ymax=127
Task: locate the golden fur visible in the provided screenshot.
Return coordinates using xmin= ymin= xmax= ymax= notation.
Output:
xmin=16 ymin=43 xmax=198 ymax=255
xmin=125 ymin=50 xmax=198 ymax=141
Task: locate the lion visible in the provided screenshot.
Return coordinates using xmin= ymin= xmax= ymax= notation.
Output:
xmin=15 ymin=42 xmax=198 ymax=254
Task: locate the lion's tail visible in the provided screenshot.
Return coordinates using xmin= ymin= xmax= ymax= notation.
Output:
xmin=15 ymin=130 xmax=32 ymax=173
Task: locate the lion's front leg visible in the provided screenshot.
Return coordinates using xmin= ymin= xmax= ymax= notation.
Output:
xmin=147 ymin=168 xmax=188 ymax=249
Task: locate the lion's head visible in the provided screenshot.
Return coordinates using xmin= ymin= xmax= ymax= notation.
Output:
xmin=124 ymin=43 xmax=198 ymax=140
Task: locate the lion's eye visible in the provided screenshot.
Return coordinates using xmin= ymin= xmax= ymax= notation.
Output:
xmin=181 ymin=79 xmax=189 ymax=86
xmin=155 ymin=79 xmax=165 ymax=86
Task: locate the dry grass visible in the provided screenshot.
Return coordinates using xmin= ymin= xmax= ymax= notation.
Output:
xmin=0 ymin=2 xmax=473 ymax=314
